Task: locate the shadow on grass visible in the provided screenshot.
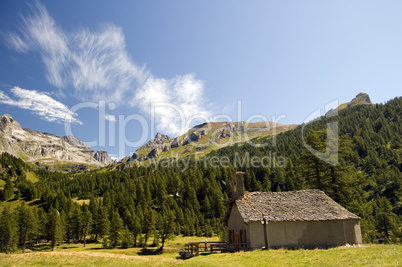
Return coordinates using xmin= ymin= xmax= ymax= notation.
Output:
xmin=177 ymin=251 xmax=218 ymax=260
xmin=87 ymin=247 xmax=130 ymax=251
xmin=28 ymin=199 xmax=42 ymax=206
xmin=29 ymin=243 xmax=51 ymax=252
xmin=59 ymin=245 xmax=80 ymax=249
xmin=138 ymin=247 xmax=163 ymax=255
xmin=88 ymin=247 xmax=105 ymax=251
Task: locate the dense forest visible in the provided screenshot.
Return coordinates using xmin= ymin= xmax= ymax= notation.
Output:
xmin=0 ymin=97 xmax=401 ymax=253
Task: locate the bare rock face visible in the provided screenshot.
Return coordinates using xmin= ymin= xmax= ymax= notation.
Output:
xmin=144 ymin=133 xmax=170 ymax=149
xmin=130 ymin=152 xmax=142 ymax=161
xmin=0 ymin=114 xmax=113 ymax=168
xmin=147 ymin=145 xmax=169 ymax=159
xmin=190 ymin=132 xmax=200 ymax=142
xmin=171 ymin=136 xmax=183 ymax=148
xmin=183 ymin=132 xmax=201 ymax=146
xmin=62 ymin=136 xmax=88 ymax=148
xmin=94 ymin=150 xmax=114 ymax=165
xmin=0 ymin=114 xmax=20 ymax=134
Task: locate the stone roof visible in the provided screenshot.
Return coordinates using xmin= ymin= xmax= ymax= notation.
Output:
xmin=235 ymin=190 xmax=360 ymax=222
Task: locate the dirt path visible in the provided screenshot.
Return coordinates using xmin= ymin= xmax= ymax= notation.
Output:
xmin=12 ymin=251 xmax=150 ymax=261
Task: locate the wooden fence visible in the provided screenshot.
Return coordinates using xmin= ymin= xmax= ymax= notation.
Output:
xmin=179 ymin=241 xmax=247 ymax=258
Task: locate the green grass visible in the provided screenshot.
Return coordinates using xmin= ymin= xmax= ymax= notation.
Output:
xmin=25 ymin=171 xmax=39 ymax=183
xmin=72 ymin=197 xmax=90 ymax=205
xmin=0 ymin=198 xmax=39 ymax=213
xmin=0 ymin=238 xmax=400 ymax=267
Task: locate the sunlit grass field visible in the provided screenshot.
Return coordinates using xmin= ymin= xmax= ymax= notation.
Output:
xmin=0 ymin=235 xmax=400 ymax=266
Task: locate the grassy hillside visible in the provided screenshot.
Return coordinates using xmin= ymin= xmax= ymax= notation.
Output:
xmin=127 ymin=121 xmax=298 ymax=164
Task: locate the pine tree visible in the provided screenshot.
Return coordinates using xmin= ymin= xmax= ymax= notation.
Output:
xmin=47 ymin=209 xmax=63 ymax=251
xmin=109 ymin=210 xmax=123 ymax=248
xmin=157 ymin=204 xmax=175 ymax=250
xmin=300 ymin=130 xmax=329 ymax=191
xmin=4 ymin=174 xmax=14 ymax=200
xmin=80 ymin=204 xmax=92 ymax=247
xmin=120 ymin=226 xmax=132 ymax=248
xmin=17 ymin=202 xmax=38 ymax=252
xmin=132 ymin=209 xmax=143 ymax=247
xmin=0 ymin=207 xmax=18 ymax=253
xmin=65 ymin=210 xmax=74 ymax=243
xmin=374 ymin=197 xmax=397 ymax=241
xmin=262 ymin=174 xmax=271 ymax=192
xmin=90 ymin=205 xmax=110 ymax=243
xmin=36 ymin=208 xmax=47 ymax=244
xmin=142 ymin=208 xmax=156 ymax=246
xmin=71 ymin=206 xmax=83 ymax=242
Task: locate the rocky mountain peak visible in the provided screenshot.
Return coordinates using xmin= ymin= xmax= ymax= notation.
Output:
xmin=326 ymin=92 xmax=372 ymax=116
xmin=348 ymin=92 xmax=372 ymax=107
xmin=154 ymin=132 xmax=170 ymax=141
xmin=62 ymin=135 xmax=87 ymax=148
xmin=0 ymin=114 xmax=22 ymax=134
xmin=144 ymin=132 xmax=170 ymax=149
xmin=93 ymin=150 xmax=115 ymax=165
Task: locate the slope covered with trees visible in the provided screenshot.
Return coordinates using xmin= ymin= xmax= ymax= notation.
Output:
xmin=0 ymin=97 xmax=401 ymax=252
xmin=208 ymin=96 xmax=402 ymax=242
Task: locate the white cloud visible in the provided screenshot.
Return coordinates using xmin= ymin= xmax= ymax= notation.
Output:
xmin=105 ymin=114 xmax=116 ymax=122
xmin=6 ymin=2 xmax=147 ymax=102
xmin=0 ymin=86 xmax=82 ymax=125
xmin=5 ymin=2 xmax=213 ymax=136
xmin=132 ymin=74 xmax=212 ymax=136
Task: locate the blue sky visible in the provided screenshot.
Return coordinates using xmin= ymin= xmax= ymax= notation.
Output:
xmin=0 ymin=0 xmax=401 ymax=159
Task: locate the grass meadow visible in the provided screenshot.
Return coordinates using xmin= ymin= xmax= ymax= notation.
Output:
xmin=0 ymin=235 xmax=400 ymax=266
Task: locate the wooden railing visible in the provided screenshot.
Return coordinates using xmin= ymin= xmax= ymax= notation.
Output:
xmin=179 ymin=241 xmax=247 ymax=258
xmin=180 ymin=241 xmax=228 ymax=258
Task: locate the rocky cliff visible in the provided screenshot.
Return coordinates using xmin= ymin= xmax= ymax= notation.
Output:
xmin=0 ymin=114 xmax=113 ymax=167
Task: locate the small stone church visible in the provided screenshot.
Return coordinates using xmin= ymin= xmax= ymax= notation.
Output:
xmin=226 ymin=172 xmax=362 ymax=249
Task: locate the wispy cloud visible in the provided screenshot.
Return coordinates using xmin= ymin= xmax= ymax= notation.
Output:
xmin=6 ymin=1 xmax=213 ymax=136
xmin=6 ymin=1 xmax=147 ymax=102
xmin=132 ymin=74 xmax=211 ymax=136
xmin=0 ymin=87 xmax=82 ymax=125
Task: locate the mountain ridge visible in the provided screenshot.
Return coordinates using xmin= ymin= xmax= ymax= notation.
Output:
xmin=122 ymin=92 xmax=375 ymax=166
xmin=0 ymin=114 xmax=114 ymax=168
xmin=122 ymin=120 xmax=299 ymax=165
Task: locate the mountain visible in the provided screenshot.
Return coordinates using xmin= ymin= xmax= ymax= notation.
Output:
xmin=327 ymin=92 xmax=372 ymax=115
xmin=0 ymin=95 xmax=400 ymax=248
xmin=123 ymin=121 xmax=298 ymax=164
xmin=126 ymin=93 xmax=375 ymax=165
xmin=0 ymin=114 xmax=113 ymax=168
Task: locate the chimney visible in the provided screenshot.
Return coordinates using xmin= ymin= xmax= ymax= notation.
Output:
xmin=231 ymin=171 xmax=245 ymax=199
